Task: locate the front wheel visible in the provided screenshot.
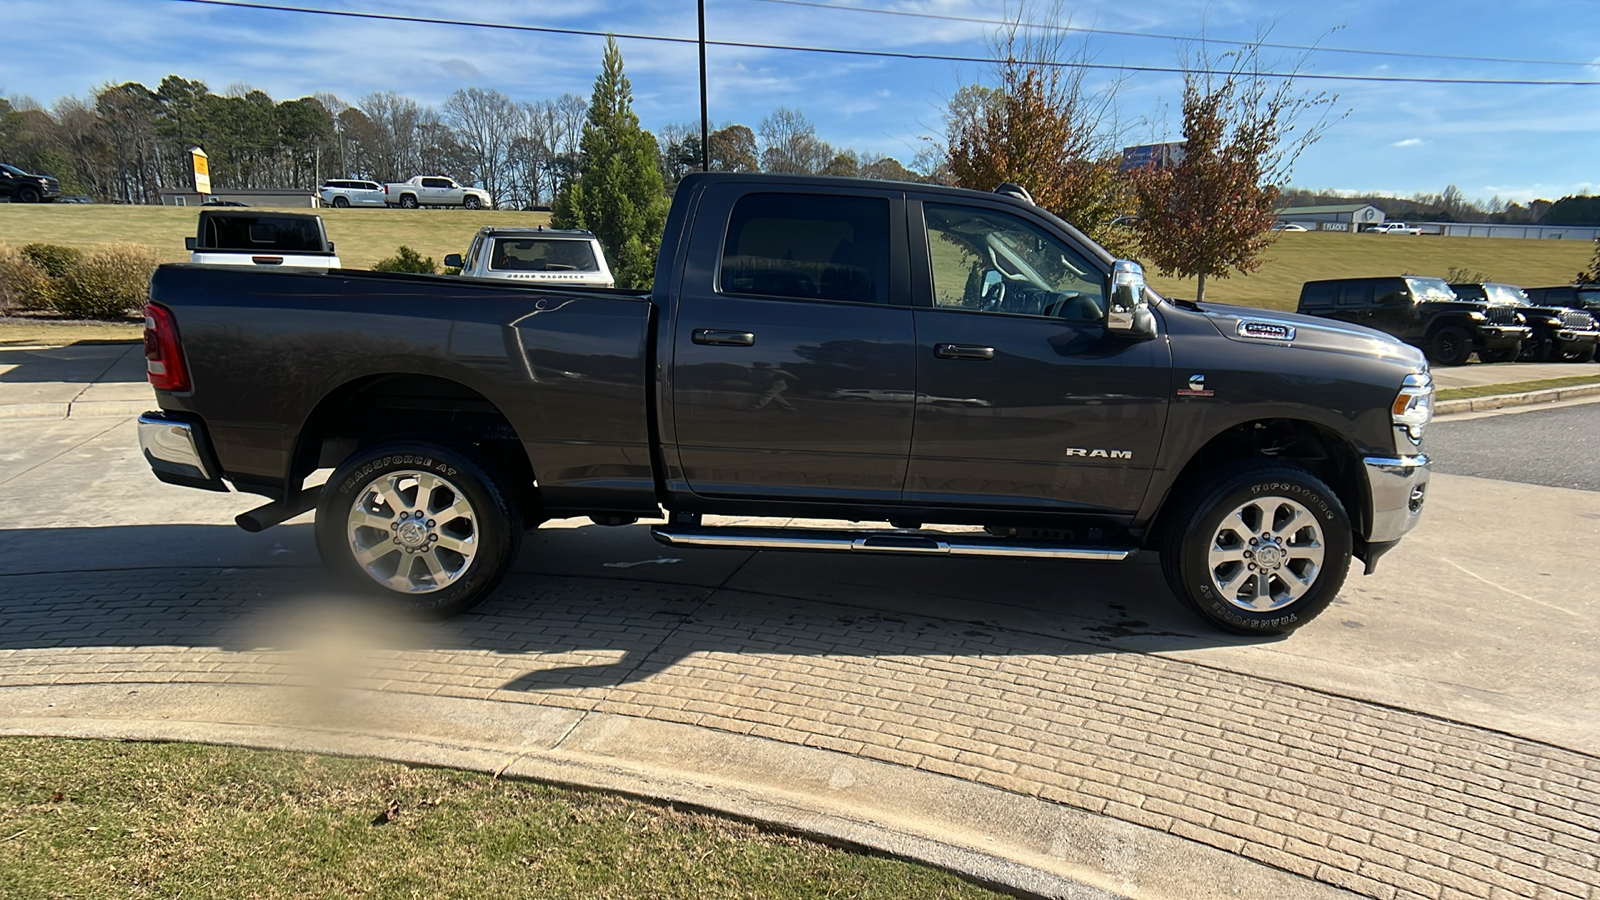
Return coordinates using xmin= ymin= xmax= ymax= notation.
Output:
xmin=17 ymin=186 xmax=40 ymax=203
xmin=315 ymin=441 xmax=522 ymax=616
xmin=1160 ymin=462 xmax=1352 ymax=635
xmin=1519 ymin=337 xmax=1554 ymax=362
xmin=464 ymin=195 xmax=482 ymax=210
xmin=1426 ymin=325 xmax=1472 ymax=366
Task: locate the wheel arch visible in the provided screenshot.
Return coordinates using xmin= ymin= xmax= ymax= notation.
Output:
xmin=1143 ymin=417 xmax=1370 ymax=551
xmin=291 ymin=372 xmax=539 ymax=516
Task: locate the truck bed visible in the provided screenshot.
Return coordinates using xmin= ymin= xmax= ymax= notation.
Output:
xmin=148 ymin=264 xmax=657 ymax=513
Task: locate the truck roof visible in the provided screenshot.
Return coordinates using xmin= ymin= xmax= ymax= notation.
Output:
xmin=674 ymin=171 xmax=1115 ymax=266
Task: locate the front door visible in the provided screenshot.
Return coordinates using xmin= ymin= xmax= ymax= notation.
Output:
xmin=905 ymin=199 xmax=1170 ymax=516
xmin=670 ymin=186 xmax=916 ymax=503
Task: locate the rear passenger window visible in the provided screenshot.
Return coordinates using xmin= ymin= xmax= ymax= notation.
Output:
xmin=1338 ymin=282 xmax=1373 ymax=307
xmin=720 ymin=193 xmax=889 ymax=304
xmin=1301 ymin=283 xmax=1336 ymax=309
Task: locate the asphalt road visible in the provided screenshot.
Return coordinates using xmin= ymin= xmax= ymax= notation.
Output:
xmin=1430 ymin=400 xmax=1600 ymax=492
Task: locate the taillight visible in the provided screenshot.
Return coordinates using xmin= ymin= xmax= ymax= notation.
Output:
xmin=144 ymin=303 xmax=190 ymax=392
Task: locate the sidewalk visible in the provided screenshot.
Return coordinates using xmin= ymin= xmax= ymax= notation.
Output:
xmin=0 ymin=341 xmax=152 ymax=419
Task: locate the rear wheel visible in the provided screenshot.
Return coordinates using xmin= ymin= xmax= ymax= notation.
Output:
xmin=399 ymin=194 xmax=419 ymax=210
xmin=315 ymin=441 xmax=522 ymax=616
xmin=1426 ymin=325 xmax=1472 ymax=366
xmin=1519 ymin=337 xmax=1554 ymax=362
xmin=1160 ymin=461 xmax=1351 ymax=635
xmin=332 ymin=196 xmax=350 ymax=208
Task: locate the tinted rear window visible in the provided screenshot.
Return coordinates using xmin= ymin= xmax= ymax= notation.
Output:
xmin=489 ymin=237 xmax=598 ymax=272
xmin=201 ymin=215 xmax=327 ymax=252
xmin=720 ymin=193 xmax=890 ymax=304
xmin=1300 ymin=282 xmax=1337 ymax=309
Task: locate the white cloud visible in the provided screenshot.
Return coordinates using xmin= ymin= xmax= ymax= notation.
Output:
xmin=1393 ymin=138 xmax=1424 ymax=148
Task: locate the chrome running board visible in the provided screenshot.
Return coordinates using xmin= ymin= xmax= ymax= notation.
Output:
xmin=650 ymin=525 xmax=1133 ymax=561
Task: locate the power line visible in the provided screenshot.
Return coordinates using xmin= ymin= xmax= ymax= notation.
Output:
xmin=169 ymin=0 xmax=1600 ymax=86
xmin=748 ymin=0 xmax=1600 ymax=70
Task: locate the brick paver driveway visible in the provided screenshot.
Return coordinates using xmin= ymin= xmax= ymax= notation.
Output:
xmin=2 ymin=417 xmax=1598 ymax=899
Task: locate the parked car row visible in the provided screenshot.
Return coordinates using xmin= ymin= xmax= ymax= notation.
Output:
xmin=1297 ymin=276 xmax=1599 ymax=365
xmin=317 ymin=176 xmax=492 ymax=210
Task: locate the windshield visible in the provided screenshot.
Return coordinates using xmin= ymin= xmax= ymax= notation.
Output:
xmin=1 ymin=163 xmax=27 ymax=176
xmin=1485 ymin=284 xmax=1529 ymax=307
xmin=489 ymin=237 xmax=599 ymax=272
xmin=1405 ymin=277 xmax=1458 ymax=303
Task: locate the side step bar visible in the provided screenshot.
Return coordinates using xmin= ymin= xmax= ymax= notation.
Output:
xmin=651 ymin=525 xmax=1133 ymax=561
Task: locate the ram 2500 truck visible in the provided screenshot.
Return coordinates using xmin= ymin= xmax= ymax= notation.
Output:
xmin=138 ymin=173 xmax=1433 ymax=635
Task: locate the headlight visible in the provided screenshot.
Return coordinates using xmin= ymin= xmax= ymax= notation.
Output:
xmin=1392 ymin=371 xmax=1434 ymax=442
xmin=1543 ymin=317 xmax=1563 ymax=327
xmin=1468 ymin=311 xmax=1487 ymax=321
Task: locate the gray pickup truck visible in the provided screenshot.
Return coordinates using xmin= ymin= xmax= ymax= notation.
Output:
xmin=138 ymin=173 xmax=1433 ymax=635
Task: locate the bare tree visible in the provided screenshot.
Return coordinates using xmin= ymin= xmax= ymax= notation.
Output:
xmin=759 ymin=107 xmax=832 ymax=174
xmin=358 ymin=91 xmax=425 ymax=182
xmin=444 ymin=86 xmax=520 ymax=205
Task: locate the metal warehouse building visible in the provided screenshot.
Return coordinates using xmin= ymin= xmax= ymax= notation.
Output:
xmin=1274 ymin=203 xmax=1385 ymax=233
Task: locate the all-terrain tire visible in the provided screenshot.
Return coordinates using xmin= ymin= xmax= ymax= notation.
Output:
xmin=315 ymin=440 xmax=522 ymax=617
xmin=1159 ymin=461 xmax=1352 ymax=635
xmin=1567 ymin=342 xmax=1598 ymax=363
xmin=1426 ymin=325 xmax=1472 ymax=366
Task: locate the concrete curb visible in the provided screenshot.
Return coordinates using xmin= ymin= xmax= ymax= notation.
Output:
xmin=0 ymin=683 xmax=1357 ymax=900
xmin=1434 ymin=381 xmax=1600 ymax=415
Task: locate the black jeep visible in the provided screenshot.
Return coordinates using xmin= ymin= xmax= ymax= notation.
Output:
xmin=1450 ymin=282 xmax=1599 ymax=363
xmin=1297 ymin=275 xmax=1530 ymax=366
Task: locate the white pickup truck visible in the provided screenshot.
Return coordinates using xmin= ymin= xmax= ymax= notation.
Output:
xmin=1366 ymin=222 xmax=1423 ymax=235
xmin=444 ymin=226 xmax=615 ymax=288
xmin=382 ymin=175 xmax=491 ymax=210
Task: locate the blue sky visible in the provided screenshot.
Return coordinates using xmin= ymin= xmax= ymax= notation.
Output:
xmin=4 ymin=0 xmax=1598 ymax=203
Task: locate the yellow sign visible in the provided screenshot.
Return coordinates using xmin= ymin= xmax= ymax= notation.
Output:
xmin=191 ymin=148 xmax=211 ymax=195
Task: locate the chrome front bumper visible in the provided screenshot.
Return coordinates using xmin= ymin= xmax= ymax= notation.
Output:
xmin=1363 ymin=454 xmax=1429 ymax=543
xmin=138 ymin=412 xmax=226 ymax=491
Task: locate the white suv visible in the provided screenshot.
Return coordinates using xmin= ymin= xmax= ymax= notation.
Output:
xmin=319 ymin=179 xmax=385 ymax=208
xmin=445 ymin=227 xmax=615 ymax=288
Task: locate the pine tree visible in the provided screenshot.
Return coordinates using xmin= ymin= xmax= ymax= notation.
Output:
xmin=551 ymin=37 xmax=669 ymax=290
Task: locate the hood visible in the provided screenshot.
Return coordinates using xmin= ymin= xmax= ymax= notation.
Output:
xmin=1189 ymin=301 xmax=1427 ymax=367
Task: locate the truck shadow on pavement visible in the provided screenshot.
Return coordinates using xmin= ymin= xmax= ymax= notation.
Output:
xmin=0 ymin=342 xmax=145 ymax=385
xmin=0 ymin=522 xmax=1279 ymax=693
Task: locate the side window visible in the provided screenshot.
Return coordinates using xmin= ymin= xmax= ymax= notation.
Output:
xmin=719 ymin=193 xmax=889 ymax=304
xmin=1300 ymin=283 xmax=1336 ymax=309
xmin=1338 ymin=281 xmax=1373 ymax=307
xmin=422 ymin=178 xmax=450 ymax=189
xmin=922 ymin=203 xmax=1105 ymax=320
xmin=1374 ymin=279 xmax=1407 ymax=305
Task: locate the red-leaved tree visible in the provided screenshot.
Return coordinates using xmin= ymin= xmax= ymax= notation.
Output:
xmin=1131 ymin=43 xmax=1340 ymax=302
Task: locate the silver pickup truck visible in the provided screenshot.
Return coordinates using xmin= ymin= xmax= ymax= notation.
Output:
xmin=383 ymin=175 xmax=492 ymax=210
xmin=445 ymin=226 xmax=615 ymax=288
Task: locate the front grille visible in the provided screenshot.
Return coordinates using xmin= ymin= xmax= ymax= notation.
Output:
xmin=1484 ymin=305 xmax=1519 ymax=325
xmin=1561 ymin=309 xmax=1596 ymax=330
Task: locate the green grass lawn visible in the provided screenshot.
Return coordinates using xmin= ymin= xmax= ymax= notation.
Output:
xmin=1144 ymin=231 xmax=1594 ymax=310
xmin=0 ymin=203 xmax=551 ymax=271
xmin=3 ymin=203 xmax=1592 ymax=312
xmin=0 ymin=737 xmax=1003 ymax=900
xmin=1435 ymin=373 xmax=1600 ymax=401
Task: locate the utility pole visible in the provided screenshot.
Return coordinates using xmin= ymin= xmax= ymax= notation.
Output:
xmin=698 ymin=0 xmax=710 ymax=171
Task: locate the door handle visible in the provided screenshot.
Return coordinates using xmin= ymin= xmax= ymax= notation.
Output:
xmin=692 ymin=329 xmax=756 ymax=346
xmin=934 ymin=343 xmax=994 ymax=360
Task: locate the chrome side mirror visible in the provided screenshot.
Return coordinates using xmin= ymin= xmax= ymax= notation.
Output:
xmin=1108 ymin=260 xmax=1148 ymax=333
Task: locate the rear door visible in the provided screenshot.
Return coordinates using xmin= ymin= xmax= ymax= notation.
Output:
xmin=668 ymin=183 xmax=916 ymax=503
xmin=904 ymin=197 xmax=1169 ymax=515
